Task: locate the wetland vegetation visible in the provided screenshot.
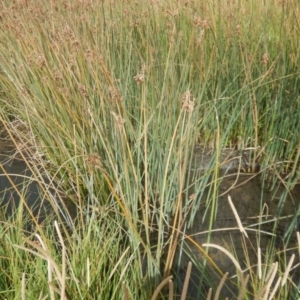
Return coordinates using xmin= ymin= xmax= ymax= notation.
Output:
xmin=0 ymin=0 xmax=300 ymax=299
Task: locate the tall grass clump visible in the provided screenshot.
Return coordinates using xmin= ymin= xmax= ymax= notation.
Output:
xmin=0 ymin=0 xmax=300 ymax=298
xmin=0 ymin=207 xmax=139 ymax=299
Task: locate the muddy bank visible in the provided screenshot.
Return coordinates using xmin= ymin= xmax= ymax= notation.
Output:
xmin=190 ymin=145 xmax=255 ymax=172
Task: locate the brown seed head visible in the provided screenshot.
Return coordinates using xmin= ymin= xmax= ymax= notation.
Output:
xmin=261 ymin=53 xmax=269 ymax=66
xmin=181 ymin=91 xmax=195 ymax=112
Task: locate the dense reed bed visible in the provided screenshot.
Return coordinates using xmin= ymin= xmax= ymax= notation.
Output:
xmin=0 ymin=0 xmax=300 ymax=298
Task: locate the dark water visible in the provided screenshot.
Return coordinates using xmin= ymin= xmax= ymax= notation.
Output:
xmin=0 ymin=157 xmax=54 ymax=228
xmin=0 ymin=128 xmax=42 ymax=218
xmin=0 ymin=131 xmax=77 ymax=231
xmin=1 ymin=160 xmax=39 ymax=209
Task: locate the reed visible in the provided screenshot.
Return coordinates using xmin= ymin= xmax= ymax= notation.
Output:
xmin=0 ymin=0 xmax=299 ymax=298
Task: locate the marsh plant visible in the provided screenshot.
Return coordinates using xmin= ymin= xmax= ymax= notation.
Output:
xmin=0 ymin=0 xmax=300 ymax=299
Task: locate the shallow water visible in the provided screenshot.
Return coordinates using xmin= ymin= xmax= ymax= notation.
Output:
xmin=1 ymin=137 xmax=299 ymax=298
xmin=173 ymin=171 xmax=300 ymax=299
xmin=0 ymin=132 xmax=75 ymax=229
xmin=0 ymin=159 xmax=55 ymax=231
